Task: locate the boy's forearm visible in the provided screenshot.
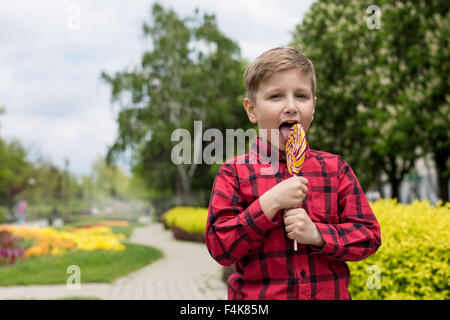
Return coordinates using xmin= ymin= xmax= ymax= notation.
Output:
xmin=259 ymin=191 xmax=279 ymax=221
xmin=311 ymin=225 xmax=325 ymax=248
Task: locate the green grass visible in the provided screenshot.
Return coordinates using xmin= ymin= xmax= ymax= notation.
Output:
xmin=0 ymin=242 xmax=163 ymax=286
xmin=109 ymin=225 xmax=133 ymax=238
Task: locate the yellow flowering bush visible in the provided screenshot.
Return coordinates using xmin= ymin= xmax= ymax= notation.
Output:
xmin=162 ymin=207 xmax=208 ymax=235
xmin=348 ymin=199 xmax=450 ymax=300
xmin=0 ymin=225 xmax=126 ymax=257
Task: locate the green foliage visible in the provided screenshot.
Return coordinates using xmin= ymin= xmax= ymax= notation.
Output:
xmin=348 ymin=199 xmax=450 ymax=300
xmin=0 ymin=206 xmax=7 ymax=224
xmin=0 ymin=138 xmax=33 ymax=208
xmin=290 ymin=1 xmax=449 ymax=199
xmin=16 ymin=158 xmax=90 ymax=221
xmin=14 ymin=155 xmax=149 ymax=222
xmin=162 ymin=206 xmax=208 ymax=234
xmin=91 ymin=157 xmax=134 ymax=200
xmin=102 ymin=2 xmax=249 ymax=205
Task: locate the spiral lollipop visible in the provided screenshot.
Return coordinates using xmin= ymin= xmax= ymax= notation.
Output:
xmin=286 ymin=123 xmax=307 ymax=176
xmin=285 ymin=123 xmax=308 ymax=251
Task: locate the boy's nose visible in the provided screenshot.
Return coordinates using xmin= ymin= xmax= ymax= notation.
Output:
xmin=284 ymin=99 xmax=297 ymax=114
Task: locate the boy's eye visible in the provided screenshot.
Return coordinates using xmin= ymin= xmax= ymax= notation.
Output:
xmin=268 ymin=93 xmax=308 ymax=99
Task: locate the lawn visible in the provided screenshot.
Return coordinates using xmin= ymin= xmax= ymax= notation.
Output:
xmin=0 ymin=242 xmax=163 ymax=286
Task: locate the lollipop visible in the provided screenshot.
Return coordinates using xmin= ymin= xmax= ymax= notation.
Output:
xmin=286 ymin=123 xmax=307 ymax=175
xmin=285 ymin=123 xmax=307 ymax=251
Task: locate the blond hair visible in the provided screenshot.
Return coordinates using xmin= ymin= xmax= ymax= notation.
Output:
xmin=243 ymin=46 xmax=316 ymax=102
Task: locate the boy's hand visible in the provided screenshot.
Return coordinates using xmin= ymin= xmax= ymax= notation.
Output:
xmin=260 ymin=176 xmax=309 ymax=220
xmin=284 ymin=208 xmax=325 ymax=248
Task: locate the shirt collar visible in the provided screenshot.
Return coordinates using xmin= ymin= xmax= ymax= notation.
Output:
xmin=250 ymin=136 xmax=311 ymax=163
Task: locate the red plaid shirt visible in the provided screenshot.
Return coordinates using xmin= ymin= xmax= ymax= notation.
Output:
xmin=206 ymin=136 xmax=381 ymax=300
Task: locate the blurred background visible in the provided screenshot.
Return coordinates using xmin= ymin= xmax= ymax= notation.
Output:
xmin=0 ymin=0 xmax=448 ymax=300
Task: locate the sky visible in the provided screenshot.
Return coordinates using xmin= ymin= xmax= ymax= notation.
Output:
xmin=0 ymin=0 xmax=314 ymax=176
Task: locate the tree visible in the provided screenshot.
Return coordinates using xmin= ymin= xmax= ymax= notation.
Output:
xmin=102 ymin=3 xmax=249 ymax=206
xmin=20 ymin=158 xmax=61 ymax=205
xmin=91 ymin=157 xmax=131 ymax=200
xmin=0 ymin=138 xmax=33 ymax=210
xmin=413 ymin=3 xmax=450 ymax=201
xmin=291 ymin=0 xmax=449 ymax=201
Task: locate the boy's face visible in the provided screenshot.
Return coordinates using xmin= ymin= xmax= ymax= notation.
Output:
xmin=243 ymin=68 xmax=317 ymax=152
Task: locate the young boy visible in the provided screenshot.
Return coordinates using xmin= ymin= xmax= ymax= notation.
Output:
xmin=205 ymin=47 xmax=381 ymax=300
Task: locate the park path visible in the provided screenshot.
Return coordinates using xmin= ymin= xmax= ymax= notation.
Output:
xmin=0 ymin=222 xmax=227 ymax=300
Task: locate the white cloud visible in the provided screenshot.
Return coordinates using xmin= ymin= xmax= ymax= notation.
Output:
xmin=3 ymin=102 xmax=117 ymax=175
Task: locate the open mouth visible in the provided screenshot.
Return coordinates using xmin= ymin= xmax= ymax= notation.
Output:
xmin=279 ymin=120 xmax=298 ymax=141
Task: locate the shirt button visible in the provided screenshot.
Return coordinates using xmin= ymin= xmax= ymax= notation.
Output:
xmin=301 ymin=270 xmax=306 ymax=277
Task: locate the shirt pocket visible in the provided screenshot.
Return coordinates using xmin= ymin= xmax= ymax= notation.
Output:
xmin=308 ymin=177 xmax=339 ymax=224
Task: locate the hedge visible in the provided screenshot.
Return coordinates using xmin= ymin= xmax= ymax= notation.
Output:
xmin=161 ymin=207 xmax=208 ymax=235
xmin=348 ymin=199 xmax=449 ymax=300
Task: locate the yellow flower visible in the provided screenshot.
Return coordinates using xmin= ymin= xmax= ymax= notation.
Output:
xmin=1 ymin=223 xmax=126 ymax=258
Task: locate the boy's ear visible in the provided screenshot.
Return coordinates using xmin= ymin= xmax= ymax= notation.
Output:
xmin=312 ymin=96 xmax=317 ymax=120
xmin=243 ymin=97 xmax=258 ymax=124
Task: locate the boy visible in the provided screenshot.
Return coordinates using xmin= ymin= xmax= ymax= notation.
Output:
xmin=205 ymin=47 xmax=381 ymax=300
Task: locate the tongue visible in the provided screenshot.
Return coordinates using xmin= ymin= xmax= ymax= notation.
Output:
xmin=280 ymin=126 xmax=290 ymax=142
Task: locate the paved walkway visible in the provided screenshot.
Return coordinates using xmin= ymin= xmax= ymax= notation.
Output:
xmin=0 ymin=222 xmax=227 ymax=300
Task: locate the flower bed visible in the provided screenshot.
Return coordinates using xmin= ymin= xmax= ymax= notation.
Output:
xmin=0 ymin=231 xmax=26 ymax=265
xmin=0 ymin=225 xmax=126 ymax=258
xmin=77 ymin=220 xmax=130 ymax=228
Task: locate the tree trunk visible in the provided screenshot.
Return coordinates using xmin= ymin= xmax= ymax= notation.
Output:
xmin=175 ymin=175 xmax=182 ymax=207
xmin=390 ymin=175 xmax=401 ymax=200
xmin=387 ymin=156 xmax=399 ymax=200
xmin=385 ymin=155 xmax=415 ymax=201
xmin=176 ymin=164 xmax=193 ymax=206
xmin=434 ymin=150 xmax=449 ymax=202
xmin=375 ymin=171 xmax=384 ymax=198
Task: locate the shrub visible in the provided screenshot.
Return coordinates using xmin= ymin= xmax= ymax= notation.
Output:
xmin=348 ymin=199 xmax=450 ymax=300
xmin=162 ymin=207 xmax=208 ymax=235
